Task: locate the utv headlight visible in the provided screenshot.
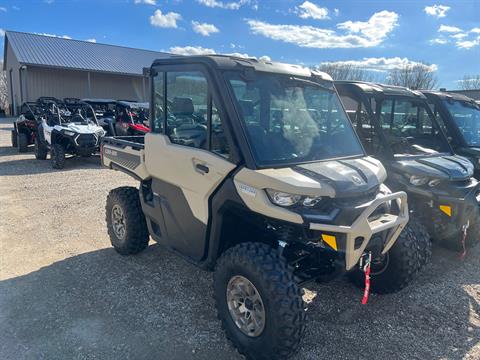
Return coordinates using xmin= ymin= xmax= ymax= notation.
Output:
xmin=63 ymin=130 xmax=75 ymax=136
xmin=266 ymin=189 xmax=321 ymax=208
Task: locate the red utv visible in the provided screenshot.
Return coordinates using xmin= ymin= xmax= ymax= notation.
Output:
xmin=113 ymin=101 xmax=150 ymax=136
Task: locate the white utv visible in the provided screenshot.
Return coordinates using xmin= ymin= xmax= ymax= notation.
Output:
xmin=36 ymin=101 xmax=105 ymax=169
xmin=101 ymin=56 xmax=425 ymax=359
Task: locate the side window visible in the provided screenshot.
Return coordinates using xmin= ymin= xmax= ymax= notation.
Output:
xmin=166 ymin=71 xmax=208 ymax=149
xmin=152 ymin=72 xmax=164 ymax=133
xmin=340 ymin=95 xmax=382 ymax=155
xmin=432 ymin=104 xmax=448 ymax=136
xmin=211 ymin=100 xmax=230 ymax=158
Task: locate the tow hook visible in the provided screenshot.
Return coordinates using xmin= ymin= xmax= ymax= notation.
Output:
xmin=460 ymin=220 xmax=470 ymax=260
xmin=359 ymin=252 xmax=372 ymax=305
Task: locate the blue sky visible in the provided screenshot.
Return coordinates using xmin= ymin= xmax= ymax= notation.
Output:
xmin=0 ymin=0 xmax=479 ymax=88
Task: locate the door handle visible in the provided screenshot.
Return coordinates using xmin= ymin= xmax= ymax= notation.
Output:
xmin=195 ymin=163 xmax=209 ymax=174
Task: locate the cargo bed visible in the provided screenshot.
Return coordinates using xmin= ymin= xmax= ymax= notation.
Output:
xmin=101 ymin=136 xmax=149 ymax=180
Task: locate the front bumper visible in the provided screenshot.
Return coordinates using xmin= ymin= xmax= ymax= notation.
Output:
xmin=309 ymin=192 xmax=409 ymax=270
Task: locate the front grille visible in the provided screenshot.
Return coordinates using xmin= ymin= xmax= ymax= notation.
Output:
xmin=334 ymin=187 xmax=378 ymax=207
xmin=76 ymin=134 xmax=97 ymax=147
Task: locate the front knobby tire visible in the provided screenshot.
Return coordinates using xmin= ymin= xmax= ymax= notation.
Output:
xmin=408 ymin=218 xmax=432 ymax=268
xmin=213 ymin=242 xmax=306 ymax=360
xmin=17 ymin=132 xmax=28 ymax=153
xmin=106 ymin=187 xmax=149 ymax=255
xmin=51 ymin=143 xmax=66 ymax=169
xmin=34 ymin=137 xmax=48 ymax=160
xmin=348 ymin=222 xmax=422 ymax=294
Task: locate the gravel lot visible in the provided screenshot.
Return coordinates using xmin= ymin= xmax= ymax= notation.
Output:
xmin=0 ymin=117 xmax=479 ymax=360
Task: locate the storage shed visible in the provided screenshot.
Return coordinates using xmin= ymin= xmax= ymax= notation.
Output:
xmin=3 ymin=31 xmax=170 ymax=115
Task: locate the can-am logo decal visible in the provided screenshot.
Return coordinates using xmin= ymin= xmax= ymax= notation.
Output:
xmin=352 ymin=175 xmax=363 ymax=184
xmin=238 ymin=183 xmax=257 ymax=197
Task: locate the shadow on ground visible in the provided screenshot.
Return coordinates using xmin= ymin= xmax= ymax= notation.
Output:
xmin=0 ymin=243 xmax=478 ymax=360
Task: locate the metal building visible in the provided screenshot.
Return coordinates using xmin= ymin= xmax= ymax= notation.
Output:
xmin=3 ymin=31 xmax=170 ymax=115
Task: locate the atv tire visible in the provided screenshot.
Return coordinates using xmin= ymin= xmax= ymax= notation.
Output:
xmin=11 ymin=129 xmax=18 ymax=148
xmin=214 ymin=242 xmax=306 ymax=360
xmin=34 ymin=137 xmax=48 ymax=160
xmin=440 ymin=221 xmax=480 ymax=252
xmin=409 ymin=218 xmax=432 ymax=268
xmin=348 ymin=222 xmax=421 ymax=294
xmin=51 ymin=143 xmax=66 ymax=169
xmin=18 ymin=132 xmax=28 ymax=153
xmin=106 ymin=187 xmax=149 ymax=255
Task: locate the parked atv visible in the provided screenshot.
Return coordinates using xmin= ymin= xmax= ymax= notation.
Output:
xmin=82 ymin=99 xmax=117 ymax=136
xmin=11 ymin=102 xmax=42 ymax=152
xmin=423 ymin=91 xmax=480 ymax=178
xmin=101 ymin=56 xmax=425 ymax=359
xmin=37 ymin=101 xmax=105 ymax=169
xmin=336 ymin=81 xmax=480 ymax=253
xmin=113 ymin=101 xmax=150 ymax=136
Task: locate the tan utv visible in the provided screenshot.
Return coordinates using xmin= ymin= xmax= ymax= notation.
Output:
xmin=101 ymin=55 xmax=421 ymax=359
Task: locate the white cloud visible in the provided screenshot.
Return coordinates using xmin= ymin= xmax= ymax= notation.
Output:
xmin=0 ymin=28 xmax=5 ymax=37
xmin=247 ymin=10 xmax=398 ymax=49
xmin=470 ymin=28 xmax=480 ymax=34
xmin=0 ymin=6 xmax=7 ymax=12
xmin=134 ymin=0 xmax=156 ymax=4
xmin=319 ymin=57 xmax=438 ymax=72
xmin=168 ymin=45 xmax=270 ymax=61
xmin=438 ymin=24 xmax=462 ymax=33
xmin=429 ymin=37 xmax=448 ymax=45
xmin=44 ymin=0 xmax=54 ymax=4
xmin=150 ymin=9 xmax=181 ymax=28
xmin=192 ymin=21 xmax=219 ymax=36
xmin=196 ymin=0 xmax=249 ymax=10
xmin=169 ymin=46 xmax=216 ymax=55
xmin=86 ymin=38 xmax=97 ymax=43
xmin=457 ymin=37 xmax=480 ymax=49
xmin=35 ymin=32 xmax=72 ymax=39
xmin=297 ymin=1 xmax=329 ymax=20
xmin=424 ymin=4 xmax=450 ymax=18
xmin=333 ymin=8 xmax=340 ymax=16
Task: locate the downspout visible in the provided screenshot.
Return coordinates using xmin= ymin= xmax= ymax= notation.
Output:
xmin=87 ymin=71 xmax=92 ymax=97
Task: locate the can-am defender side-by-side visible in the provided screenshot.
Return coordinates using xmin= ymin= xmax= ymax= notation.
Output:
xmin=11 ymin=102 xmax=43 ymax=152
xmin=101 ymin=56 xmax=424 ymax=359
xmin=422 ymin=91 xmax=480 ymax=178
xmin=37 ymin=101 xmax=105 ymax=169
xmin=113 ymin=101 xmax=150 ymax=136
xmin=336 ymin=81 xmax=480 ymax=252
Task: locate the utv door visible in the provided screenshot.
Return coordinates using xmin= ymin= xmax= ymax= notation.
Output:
xmin=144 ymin=67 xmax=236 ymax=261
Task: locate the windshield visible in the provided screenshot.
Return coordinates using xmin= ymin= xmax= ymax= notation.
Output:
xmin=443 ymin=100 xmax=480 ymax=147
xmin=377 ymin=98 xmax=450 ymax=157
xmin=227 ymin=73 xmax=364 ymax=166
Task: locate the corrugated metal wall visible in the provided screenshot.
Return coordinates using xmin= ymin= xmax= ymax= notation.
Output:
xmin=26 ymin=67 xmax=148 ymax=103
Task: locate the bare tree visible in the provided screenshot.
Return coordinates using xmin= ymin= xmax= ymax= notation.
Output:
xmin=386 ymin=63 xmax=438 ymax=90
xmin=0 ymin=61 xmax=8 ymax=112
xmin=316 ymin=63 xmax=381 ymax=82
xmin=459 ymin=75 xmax=480 ymax=90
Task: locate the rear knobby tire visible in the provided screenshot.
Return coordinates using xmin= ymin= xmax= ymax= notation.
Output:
xmin=106 ymin=186 xmax=149 ymax=255
xmin=17 ymin=132 xmax=28 ymax=152
xmin=11 ymin=129 xmax=18 ymax=148
xmin=348 ymin=222 xmax=422 ymax=294
xmin=213 ymin=242 xmax=306 ymax=360
xmin=34 ymin=137 xmax=48 ymax=160
xmin=51 ymin=143 xmax=66 ymax=169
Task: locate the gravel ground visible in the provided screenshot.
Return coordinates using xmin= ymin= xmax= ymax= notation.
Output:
xmin=0 ymin=117 xmax=479 ymax=360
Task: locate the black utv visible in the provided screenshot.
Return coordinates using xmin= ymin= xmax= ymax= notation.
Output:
xmin=422 ymin=91 xmax=480 ymax=177
xmin=11 ymin=102 xmax=43 ymax=152
xmin=336 ymin=81 xmax=480 ymax=253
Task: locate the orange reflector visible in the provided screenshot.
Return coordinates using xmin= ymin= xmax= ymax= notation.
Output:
xmin=439 ymin=205 xmax=452 ymax=217
xmin=322 ymin=234 xmax=338 ymax=251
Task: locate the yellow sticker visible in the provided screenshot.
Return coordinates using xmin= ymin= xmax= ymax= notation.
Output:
xmin=439 ymin=205 xmax=452 ymax=217
xmin=322 ymin=234 xmax=338 ymax=251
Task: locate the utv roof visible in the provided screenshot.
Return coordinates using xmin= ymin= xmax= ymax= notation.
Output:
xmin=117 ymin=101 xmax=149 ymax=109
xmin=82 ymin=98 xmax=117 ymax=104
xmin=151 ymin=55 xmax=333 ymax=81
xmin=335 ymin=81 xmax=427 ymax=99
xmin=421 ymin=90 xmax=479 ymax=103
